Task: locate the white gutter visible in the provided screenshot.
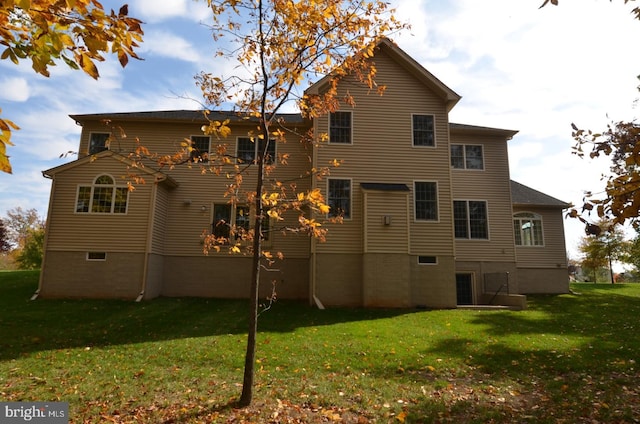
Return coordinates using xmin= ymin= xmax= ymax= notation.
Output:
xmin=137 ymin=176 xmax=160 ymax=302
xmin=32 ymin=172 xmax=56 ymax=300
xmin=308 ymin=121 xmax=324 ymax=310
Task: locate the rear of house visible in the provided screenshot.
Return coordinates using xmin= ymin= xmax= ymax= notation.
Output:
xmin=37 ymin=39 xmax=569 ymax=307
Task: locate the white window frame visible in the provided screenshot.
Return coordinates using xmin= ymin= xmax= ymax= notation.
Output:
xmin=86 ymin=252 xmax=107 ymax=261
xmin=189 ymin=135 xmax=211 ymax=163
xmin=417 ymin=255 xmax=438 ymax=265
xmin=451 ymin=144 xmax=484 ymax=170
xmin=328 ymin=111 xmax=353 ymax=145
xmin=211 ymin=203 xmax=272 ymax=246
xmin=411 ymin=113 xmax=436 ymax=148
xmin=513 ymin=211 xmax=545 ymax=247
xmin=75 ymin=174 xmax=129 ymax=214
xmin=236 ymin=136 xmax=276 ymax=164
xmin=327 ymin=178 xmax=352 ymax=219
xmin=413 ymin=181 xmax=439 ymax=222
xmin=88 ymin=132 xmax=110 ymax=155
xmin=453 ymin=199 xmax=489 ymax=240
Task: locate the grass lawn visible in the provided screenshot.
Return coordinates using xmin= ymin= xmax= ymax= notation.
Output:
xmin=1 ymin=271 xmax=639 ymax=423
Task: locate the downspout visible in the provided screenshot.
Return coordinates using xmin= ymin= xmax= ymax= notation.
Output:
xmin=32 ymin=172 xmax=55 ymax=300
xmin=311 ymin=235 xmax=324 ymax=309
xmin=309 ymin=121 xmax=324 ymax=310
xmin=137 ymin=177 xmax=159 ymax=301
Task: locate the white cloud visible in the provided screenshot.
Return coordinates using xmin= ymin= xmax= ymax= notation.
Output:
xmin=142 ymin=31 xmax=202 ymax=63
xmin=394 ymin=0 xmax=640 ymax=260
xmin=1 ymin=0 xmax=639 ymax=253
xmin=130 ymin=0 xmax=211 ymax=23
xmin=0 ymin=77 xmax=30 ymax=102
xmin=131 ymin=0 xmax=189 ymax=22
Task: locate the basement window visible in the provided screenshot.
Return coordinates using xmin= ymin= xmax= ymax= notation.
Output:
xmin=87 ymin=252 xmax=107 ymax=261
xmin=418 ymin=256 xmax=437 ymax=265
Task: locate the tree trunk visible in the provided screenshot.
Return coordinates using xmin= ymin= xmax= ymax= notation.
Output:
xmin=238 ymin=226 xmax=261 ymax=407
xmin=238 ymin=120 xmax=268 ymax=407
xmin=238 ymin=148 xmax=266 ymax=408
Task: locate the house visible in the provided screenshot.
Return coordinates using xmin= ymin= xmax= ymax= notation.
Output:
xmin=36 ymin=39 xmax=570 ymax=308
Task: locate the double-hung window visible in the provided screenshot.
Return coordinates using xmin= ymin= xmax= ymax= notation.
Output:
xmin=454 ymin=200 xmax=488 ymax=239
xmin=451 ymin=144 xmax=484 ymax=170
xmin=237 ymin=137 xmax=276 ymax=164
xmin=88 ymin=133 xmax=110 ymax=155
xmin=329 ymin=111 xmax=352 ymax=144
xmin=212 ymin=204 xmax=270 ymax=242
xmin=513 ymin=212 xmax=544 ymax=246
xmin=76 ymin=175 xmax=128 ymax=214
xmin=327 ymin=178 xmax=351 ymax=218
xmin=412 ymin=114 xmax=435 ymax=146
xmin=190 ymin=136 xmax=210 ymax=163
xmin=414 ymin=182 xmax=438 ymax=221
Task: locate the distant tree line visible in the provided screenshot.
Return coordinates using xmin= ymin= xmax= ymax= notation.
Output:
xmin=576 ymin=219 xmax=640 ymax=283
xmin=0 ymin=207 xmax=45 ymax=270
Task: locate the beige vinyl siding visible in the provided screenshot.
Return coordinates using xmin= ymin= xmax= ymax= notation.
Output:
xmin=151 ymin=185 xmax=170 ymax=254
xmin=45 ymin=158 xmax=151 ymax=252
xmin=160 ymin=132 xmax=311 ymax=259
xmin=75 ymin=120 xmax=313 ymax=259
xmin=363 ymin=189 xmax=409 ymax=253
xmin=451 ymin=133 xmax=516 ymax=262
xmin=514 ymin=206 xmax=568 ymax=268
xmin=314 ymin=48 xmax=454 ymax=255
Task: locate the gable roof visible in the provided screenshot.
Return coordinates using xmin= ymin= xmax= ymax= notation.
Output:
xmin=43 ymin=150 xmax=179 ymax=188
xmin=510 ymin=180 xmax=569 ymax=208
xmin=69 ymin=110 xmax=307 ymax=125
xmin=306 ymin=38 xmax=461 ymax=112
xmin=450 ymin=123 xmax=518 ymax=139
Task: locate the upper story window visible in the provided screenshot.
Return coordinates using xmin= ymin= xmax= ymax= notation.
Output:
xmin=76 ymin=174 xmax=128 ymax=214
xmin=88 ymin=133 xmax=110 ymax=155
xmin=190 ymin=136 xmax=210 ymax=163
xmin=237 ymin=137 xmax=276 ymax=164
xmin=514 ymin=212 xmax=544 ymax=246
xmin=414 ymin=181 xmax=438 ymax=221
xmin=451 ymin=144 xmax=484 ymax=170
xmin=329 ymin=111 xmax=352 ymax=144
xmin=412 ymin=114 xmax=435 ymax=147
xmin=327 ymin=178 xmax=351 ymax=218
xmin=454 ymin=200 xmax=488 ymax=239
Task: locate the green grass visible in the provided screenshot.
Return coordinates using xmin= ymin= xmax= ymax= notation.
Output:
xmin=1 ymin=272 xmax=639 ymax=423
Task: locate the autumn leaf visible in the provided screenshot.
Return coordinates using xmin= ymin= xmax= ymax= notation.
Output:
xmin=0 ymin=0 xmax=144 ymax=173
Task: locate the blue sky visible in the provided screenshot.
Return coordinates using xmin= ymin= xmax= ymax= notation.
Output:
xmin=0 ymin=0 xmax=639 ymax=258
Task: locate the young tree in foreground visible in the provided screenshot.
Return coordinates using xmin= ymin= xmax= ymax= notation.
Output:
xmin=0 ymin=0 xmax=144 ymax=173
xmin=171 ymin=0 xmax=406 ymax=407
xmin=578 ymin=220 xmax=628 ymax=283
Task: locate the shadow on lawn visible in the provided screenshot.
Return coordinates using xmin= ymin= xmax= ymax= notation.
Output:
xmin=0 ymin=271 xmax=416 ymax=361
xmin=388 ymin=285 xmax=640 ymax=423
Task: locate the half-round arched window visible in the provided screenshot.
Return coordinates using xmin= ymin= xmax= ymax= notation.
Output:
xmin=76 ymin=174 xmax=129 ymax=214
xmin=513 ymin=212 xmax=543 ymax=246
